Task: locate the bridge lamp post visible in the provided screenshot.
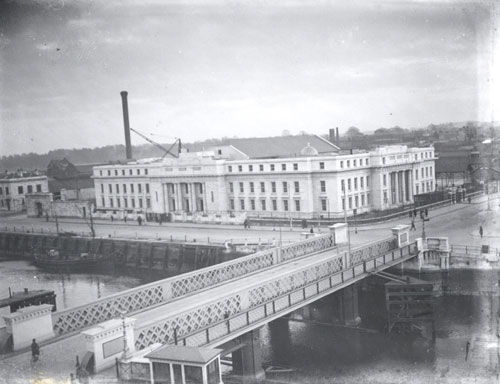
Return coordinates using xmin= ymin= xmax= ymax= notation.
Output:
xmin=119 ymin=310 xmax=130 ymax=359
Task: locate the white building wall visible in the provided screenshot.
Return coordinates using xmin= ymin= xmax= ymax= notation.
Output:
xmin=91 ymin=145 xmax=435 ymax=219
xmin=0 ymin=176 xmax=49 ymax=211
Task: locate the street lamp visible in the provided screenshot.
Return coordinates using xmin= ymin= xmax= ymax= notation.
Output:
xmin=120 ymin=310 xmax=129 ymax=359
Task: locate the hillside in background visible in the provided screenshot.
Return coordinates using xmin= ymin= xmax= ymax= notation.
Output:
xmin=1 ymin=122 xmax=497 ymax=172
xmin=0 ymin=137 xmax=230 ymax=172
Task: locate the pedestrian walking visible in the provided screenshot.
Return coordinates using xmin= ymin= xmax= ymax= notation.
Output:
xmin=411 ymin=220 xmax=416 ymax=231
xmin=425 ymin=208 xmax=428 ymax=217
xmin=413 ymin=208 xmax=417 ymax=218
xmin=137 ymin=216 xmax=143 ymax=226
xmin=465 ymin=340 xmax=470 ymax=361
xmin=111 ymin=215 xmax=114 ymax=222
xmin=31 ymin=339 xmax=40 ymax=362
xmin=479 ymin=225 xmax=483 ymax=238
xmin=310 ymin=227 xmax=314 ymax=234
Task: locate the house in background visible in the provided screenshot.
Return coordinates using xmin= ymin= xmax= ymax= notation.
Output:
xmin=46 ymin=158 xmax=98 ymax=201
xmin=0 ymin=170 xmax=48 ymax=212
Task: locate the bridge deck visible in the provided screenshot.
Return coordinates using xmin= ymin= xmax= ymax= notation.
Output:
xmin=133 ymin=246 xmax=343 ymax=325
xmin=131 ymin=240 xmax=418 ymax=350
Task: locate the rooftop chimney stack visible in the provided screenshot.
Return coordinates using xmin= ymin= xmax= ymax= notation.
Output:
xmin=120 ymin=91 xmax=133 ymax=160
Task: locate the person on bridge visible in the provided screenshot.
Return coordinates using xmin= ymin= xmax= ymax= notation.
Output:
xmin=479 ymin=225 xmax=483 ymax=238
xmin=31 ymin=339 xmax=40 ymax=362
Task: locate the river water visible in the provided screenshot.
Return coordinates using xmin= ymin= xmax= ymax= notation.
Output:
xmin=1 ymin=261 xmax=498 ymax=383
xmin=0 ymin=260 xmax=148 ymax=326
xmin=261 ymin=268 xmax=500 ymax=384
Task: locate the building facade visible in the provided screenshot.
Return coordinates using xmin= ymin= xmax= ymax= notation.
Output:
xmin=92 ymin=142 xmax=435 ymax=220
xmin=0 ymin=172 xmax=49 ymax=212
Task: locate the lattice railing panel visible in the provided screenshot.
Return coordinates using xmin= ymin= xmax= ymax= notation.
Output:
xmin=247 ymin=258 xmax=342 ymax=307
xmin=135 ymin=295 xmax=241 ymax=350
xmin=53 ymin=246 xmax=275 ymax=335
xmin=350 ymin=238 xmax=397 ymax=265
xmin=171 ymin=250 xmax=275 ymax=298
xmin=281 ymin=234 xmax=334 ymax=262
xmin=53 ymin=285 xmax=164 ymax=334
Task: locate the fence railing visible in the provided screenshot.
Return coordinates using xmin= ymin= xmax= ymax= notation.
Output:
xmin=133 ymin=241 xmax=418 ymax=350
xmin=52 ymin=233 xmax=335 ymax=335
xmin=450 ymin=244 xmax=500 ymax=257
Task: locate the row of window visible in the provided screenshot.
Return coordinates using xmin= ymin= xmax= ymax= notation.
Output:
xmin=0 ymin=184 xmax=43 ymax=195
xmin=101 ymin=196 xmax=151 ymax=209
xmin=228 ymin=162 xmax=301 ymax=173
xmin=229 ymin=181 xmax=301 ymax=194
xmin=230 ymin=198 xmax=301 ymax=212
xmin=340 ymin=158 xmax=369 ymax=169
xmin=340 ymin=176 xmax=370 ymax=192
xmin=340 ymin=193 xmax=371 ymax=211
xmin=99 ymin=168 xmax=149 ymax=177
xmin=415 ymin=166 xmax=433 ymax=180
xmin=100 ymin=183 xmax=150 ymax=195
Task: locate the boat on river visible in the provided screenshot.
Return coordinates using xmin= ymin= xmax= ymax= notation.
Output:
xmin=34 ymin=248 xmax=112 ymax=272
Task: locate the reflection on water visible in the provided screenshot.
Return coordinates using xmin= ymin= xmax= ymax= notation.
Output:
xmin=0 ymin=260 xmax=145 ymax=326
xmin=262 ymin=269 xmax=500 ymax=384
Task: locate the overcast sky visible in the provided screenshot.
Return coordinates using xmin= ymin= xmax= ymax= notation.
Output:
xmin=0 ymin=0 xmax=498 ymax=156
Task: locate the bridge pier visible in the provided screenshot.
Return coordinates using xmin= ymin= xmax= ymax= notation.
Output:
xmin=232 ymin=329 xmax=265 ymax=382
xmin=335 ymin=284 xmax=361 ymax=327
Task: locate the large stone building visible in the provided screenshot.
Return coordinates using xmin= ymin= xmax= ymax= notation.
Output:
xmin=0 ymin=171 xmax=49 ymax=212
xmin=92 ymin=135 xmax=435 ymax=221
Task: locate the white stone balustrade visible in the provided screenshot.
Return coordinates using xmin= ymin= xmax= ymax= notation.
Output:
xmin=81 ymin=317 xmax=136 ymax=373
xmin=3 ymin=304 xmax=54 ymax=350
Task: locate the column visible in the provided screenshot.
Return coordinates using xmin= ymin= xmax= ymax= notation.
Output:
xmin=408 ymin=170 xmax=414 ymax=202
xmin=400 ymin=171 xmax=406 ymax=203
xmin=392 ymin=172 xmax=398 ymax=204
xmin=163 ymin=184 xmax=170 ymax=213
xmin=190 ymin=183 xmax=197 ymax=212
xmin=175 ymin=183 xmax=181 ymax=212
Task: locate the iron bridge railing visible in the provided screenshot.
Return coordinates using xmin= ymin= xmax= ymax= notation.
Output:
xmin=133 ymin=240 xmax=416 ymax=350
xmin=52 ymin=232 xmax=335 ymax=335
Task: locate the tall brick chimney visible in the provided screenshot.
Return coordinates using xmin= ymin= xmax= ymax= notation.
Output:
xmin=120 ymin=91 xmax=133 ymax=160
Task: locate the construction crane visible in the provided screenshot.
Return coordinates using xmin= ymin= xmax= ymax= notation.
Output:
xmin=129 ymin=127 xmax=181 ymax=158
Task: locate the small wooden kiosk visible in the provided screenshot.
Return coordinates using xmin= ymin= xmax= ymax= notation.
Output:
xmin=145 ymin=345 xmax=223 ymax=384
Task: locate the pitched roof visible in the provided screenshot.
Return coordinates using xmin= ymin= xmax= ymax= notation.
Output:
xmin=225 ymin=134 xmax=339 ymax=159
xmin=146 ymin=345 xmax=222 ymax=364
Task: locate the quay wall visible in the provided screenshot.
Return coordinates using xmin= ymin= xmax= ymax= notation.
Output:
xmin=0 ymin=232 xmax=244 ymax=275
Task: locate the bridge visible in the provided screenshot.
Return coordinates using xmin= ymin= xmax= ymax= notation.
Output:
xmin=3 ymin=224 xmax=428 ymax=382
